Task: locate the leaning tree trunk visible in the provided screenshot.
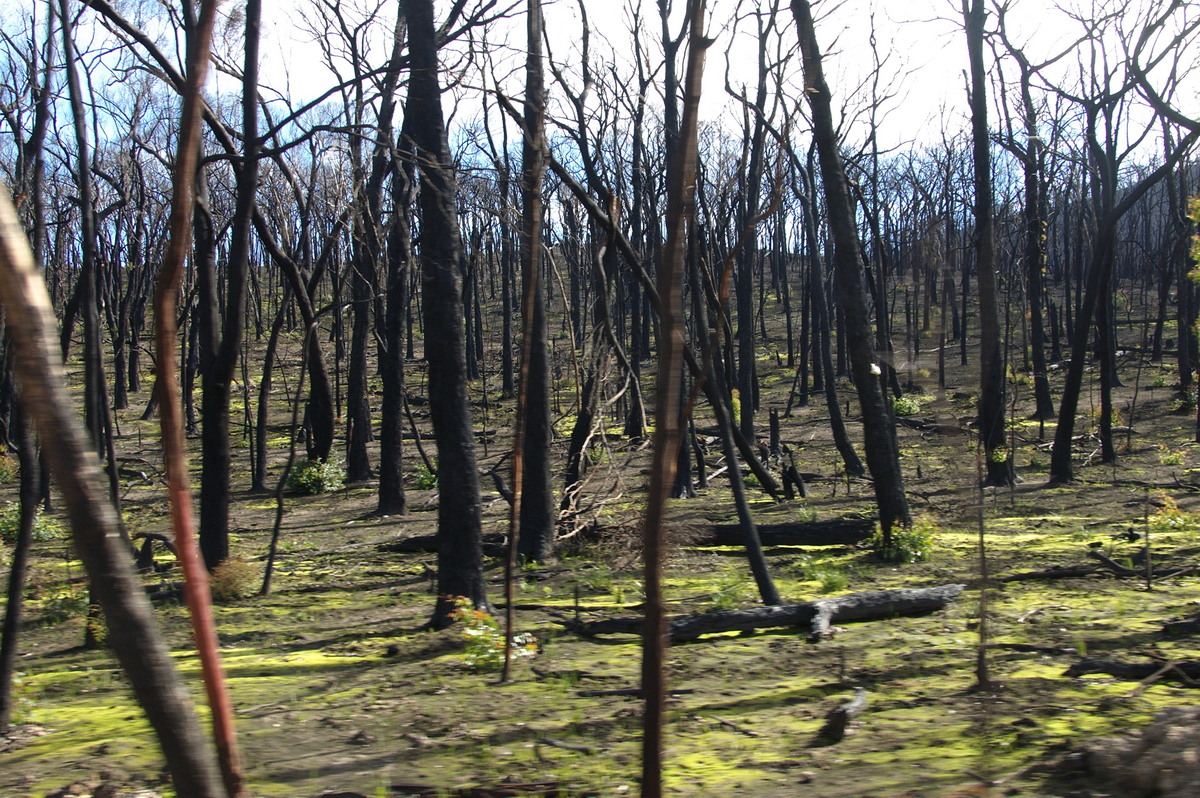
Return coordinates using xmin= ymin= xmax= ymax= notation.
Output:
xmin=0 ymin=174 xmax=228 ymax=798
xmin=792 ymin=0 xmax=911 ymax=535
xmin=403 ymin=0 xmax=488 ymax=627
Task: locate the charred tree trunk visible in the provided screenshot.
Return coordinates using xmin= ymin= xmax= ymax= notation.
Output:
xmin=403 ymin=0 xmax=488 ymax=626
xmin=517 ymin=0 xmax=555 ymax=563
xmin=378 ymin=151 xmax=414 ymax=517
xmin=197 ymin=0 xmax=258 ymax=569
xmin=964 ymin=0 xmax=1013 ymax=486
xmin=792 ymin=0 xmax=911 ymax=534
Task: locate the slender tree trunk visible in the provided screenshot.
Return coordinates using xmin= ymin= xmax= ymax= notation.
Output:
xmin=0 ymin=404 xmax=36 ymax=733
xmin=964 ymin=0 xmax=1013 ymax=486
xmin=517 ymin=0 xmax=555 ymax=563
xmin=642 ymin=5 xmax=708 ymax=793
xmin=378 ymin=152 xmax=413 ymax=517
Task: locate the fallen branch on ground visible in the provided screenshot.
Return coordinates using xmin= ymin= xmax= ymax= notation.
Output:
xmin=1064 ymin=659 xmax=1200 ymax=683
xmin=567 ymin=584 xmax=966 ymax=643
xmin=1001 ymin=552 xmax=1195 ymax=583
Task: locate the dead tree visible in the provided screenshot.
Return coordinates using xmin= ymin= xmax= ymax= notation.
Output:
xmin=403 ymin=0 xmax=489 ymax=627
xmin=791 ymin=0 xmax=912 ymax=536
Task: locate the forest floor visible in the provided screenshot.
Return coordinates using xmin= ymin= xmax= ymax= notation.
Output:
xmin=7 ymin=334 xmax=1200 ymax=797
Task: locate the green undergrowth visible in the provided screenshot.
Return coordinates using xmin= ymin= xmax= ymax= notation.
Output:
xmin=8 ymin=471 xmax=1200 ymax=797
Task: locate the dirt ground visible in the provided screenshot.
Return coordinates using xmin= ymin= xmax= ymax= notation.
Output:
xmin=6 ymin=337 xmax=1200 ymax=797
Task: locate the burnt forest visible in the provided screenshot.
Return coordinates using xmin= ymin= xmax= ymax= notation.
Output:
xmin=3 ymin=0 xmax=1200 ymax=796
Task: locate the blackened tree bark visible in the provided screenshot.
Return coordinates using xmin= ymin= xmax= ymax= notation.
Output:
xmin=791 ymin=0 xmax=911 ymax=536
xmin=994 ymin=5 xmax=1066 ymax=420
xmin=732 ymin=6 xmax=775 ymax=441
xmin=963 ymin=0 xmax=1012 ymax=486
xmin=346 ymin=3 xmax=409 ymax=485
xmin=377 ymin=148 xmax=413 ymax=516
xmin=516 ymin=0 xmax=555 ymax=563
xmin=60 ymin=0 xmax=106 ymax=462
xmin=799 ymin=155 xmax=865 ymax=477
xmin=403 ymin=0 xmax=488 ymax=627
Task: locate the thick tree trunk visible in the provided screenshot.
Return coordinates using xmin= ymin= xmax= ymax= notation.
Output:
xmin=197 ymin=1 xmax=258 ymax=568
xmin=403 ymin=0 xmax=488 ymax=627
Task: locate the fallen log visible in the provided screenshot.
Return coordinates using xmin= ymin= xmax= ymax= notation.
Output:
xmin=707 ymin=518 xmax=876 ymax=547
xmin=380 ymin=534 xmax=506 ymax=558
xmin=570 ymin=584 xmax=966 ymax=643
xmin=1163 ymin=615 xmax=1200 ymax=636
xmin=1064 ymin=659 xmax=1200 ymax=683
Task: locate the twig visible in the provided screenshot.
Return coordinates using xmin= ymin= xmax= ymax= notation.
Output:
xmin=537 ymin=737 xmax=594 ymax=754
xmin=1017 ymin=605 xmax=1068 ymax=623
xmin=707 ymin=715 xmax=760 ymax=737
xmin=576 ymin=687 xmax=695 ymax=697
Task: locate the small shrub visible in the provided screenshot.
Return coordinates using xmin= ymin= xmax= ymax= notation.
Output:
xmin=1159 ymin=445 xmax=1187 ymax=467
xmin=870 ymin=518 xmax=935 ymax=564
xmin=1151 ymin=374 xmax=1169 ymax=389
xmin=415 ymin=463 xmax=438 ymax=490
xmin=1149 ymin=493 xmax=1198 ymax=534
xmin=0 ymin=501 xmax=62 ymax=544
xmin=450 ymin=595 xmax=536 ymax=672
xmin=7 ymin=671 xmax=36 ymax=724
xmin=709 ymin=570 xmax=751 ymax=611
xmin=793 ymin=555 xmax=850 ymax=593
xmin=1170 ymin=394 xmax=1196 ymax=415
xmin=287 ymin=458 xmax=346 ymax=494
xmin=210 ymin=557 xmax=260 ymax=602
xmin=892 ymin=395 xmax=921 ymax=417
xmin=34 ymin=590 xmax=88 ymax=627
xmin=813 ymin=566 xmax=849 ymax=593
xmin=0 ymin=454 xmax=19 ymax=484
